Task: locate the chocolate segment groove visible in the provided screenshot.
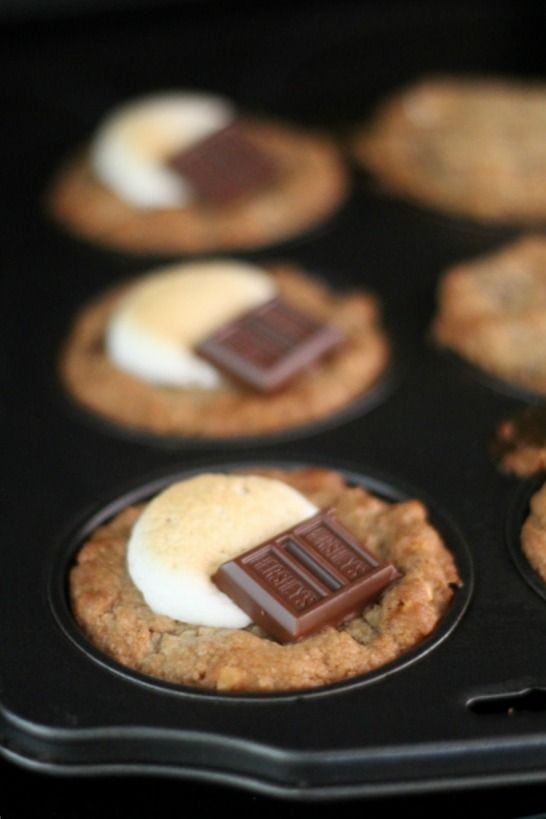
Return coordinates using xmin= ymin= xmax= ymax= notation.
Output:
xmin=284 ymin=539 xmax=342 ymax=590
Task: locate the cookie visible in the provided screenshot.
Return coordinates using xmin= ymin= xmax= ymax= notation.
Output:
xmin=69 ymin=467 xmax=461 ymax=692
xmin=353 ymin=76 xmax=546 ymax=223
xmin=521 ymin=481 xmax=546 ymax=584
xmin=432 ymin=236 xmax=546 ymax=396
xmin=59 ymin=260 xmax=389 ymax=438
xmin=47 ymin=92 xmax=349 ymax=254
xmin=493 ymin=405 xmax=546 ymax=477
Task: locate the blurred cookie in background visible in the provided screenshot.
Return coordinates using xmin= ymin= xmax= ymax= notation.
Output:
xmin=59 ymin=259 xmax=390 ymax=439
xmin=432 ymin=236 xmax=546 ymax=397
xmin=353 ymin=76 xmax=546 ymax=224
xmin=47 ymin=91 xmax=349 ymax=254
xmin=521 ymin=481 xmax=546 ymax=583
xmin=493 ymin=404 xmax=546 ymax=477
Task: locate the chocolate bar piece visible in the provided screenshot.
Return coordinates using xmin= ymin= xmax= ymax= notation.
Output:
xmin=212 ymin=509 xmax=400 ymax=643
xmin=168 ymin=121 xmax=278 ymax=206
xmin=196 ymin=298 xmax=344 ymax=392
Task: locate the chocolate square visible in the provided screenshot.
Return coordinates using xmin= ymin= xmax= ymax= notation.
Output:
xmin=196 ymin=298 xmax=344 ymax=392
xmin=169 ymin=121 xmax=278 ymax=206
xmin=212 ymin=509 xmax=400 ymax=643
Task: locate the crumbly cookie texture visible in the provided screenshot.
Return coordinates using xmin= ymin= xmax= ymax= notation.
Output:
xmin=353 ymin=76 xmax=546 ymax=223
xmin=493 ymin=405 xmax=546 ymax=477
xmin=59 ymin=263 xmax=389 ymax=438
xmin=70 ymin=467 xmax=461 ymax=693
xmin=432 ymin=236 xmax=546 ymax=396
xmin=47 ymin=119 xmax=348 ymax=254
xmin=521 ymin=482 xmax=546 ymax=583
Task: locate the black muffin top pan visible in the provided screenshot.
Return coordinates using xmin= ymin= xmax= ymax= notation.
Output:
xmin=3 ymin=0 xmax=546 ymax=806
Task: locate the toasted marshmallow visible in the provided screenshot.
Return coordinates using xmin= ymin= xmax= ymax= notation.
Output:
xmin=90 ymin=92 xmax=234 ymax=208
xmin=128 ymin=473 xmax=318 ymax=627
xmin=106 ymin=260 xmax=277 ymax=388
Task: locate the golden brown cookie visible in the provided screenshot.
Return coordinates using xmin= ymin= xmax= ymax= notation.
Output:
xmin=493 ymin=405 xmax=546 ymax=477
xmin=432 ymin=236 xmax=546 ymax=396
xmin=521 ymin=481 xmax=546 ymax=583
xmin=59 ymin=262 xmax=389 ymax=438
xmin=48 ymin=119 xmax=348 ymax=254
xmin=353 ymin=76 xmax=546 ymax=223
xmin=69 ymin=467 xmax=461 ymax=692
